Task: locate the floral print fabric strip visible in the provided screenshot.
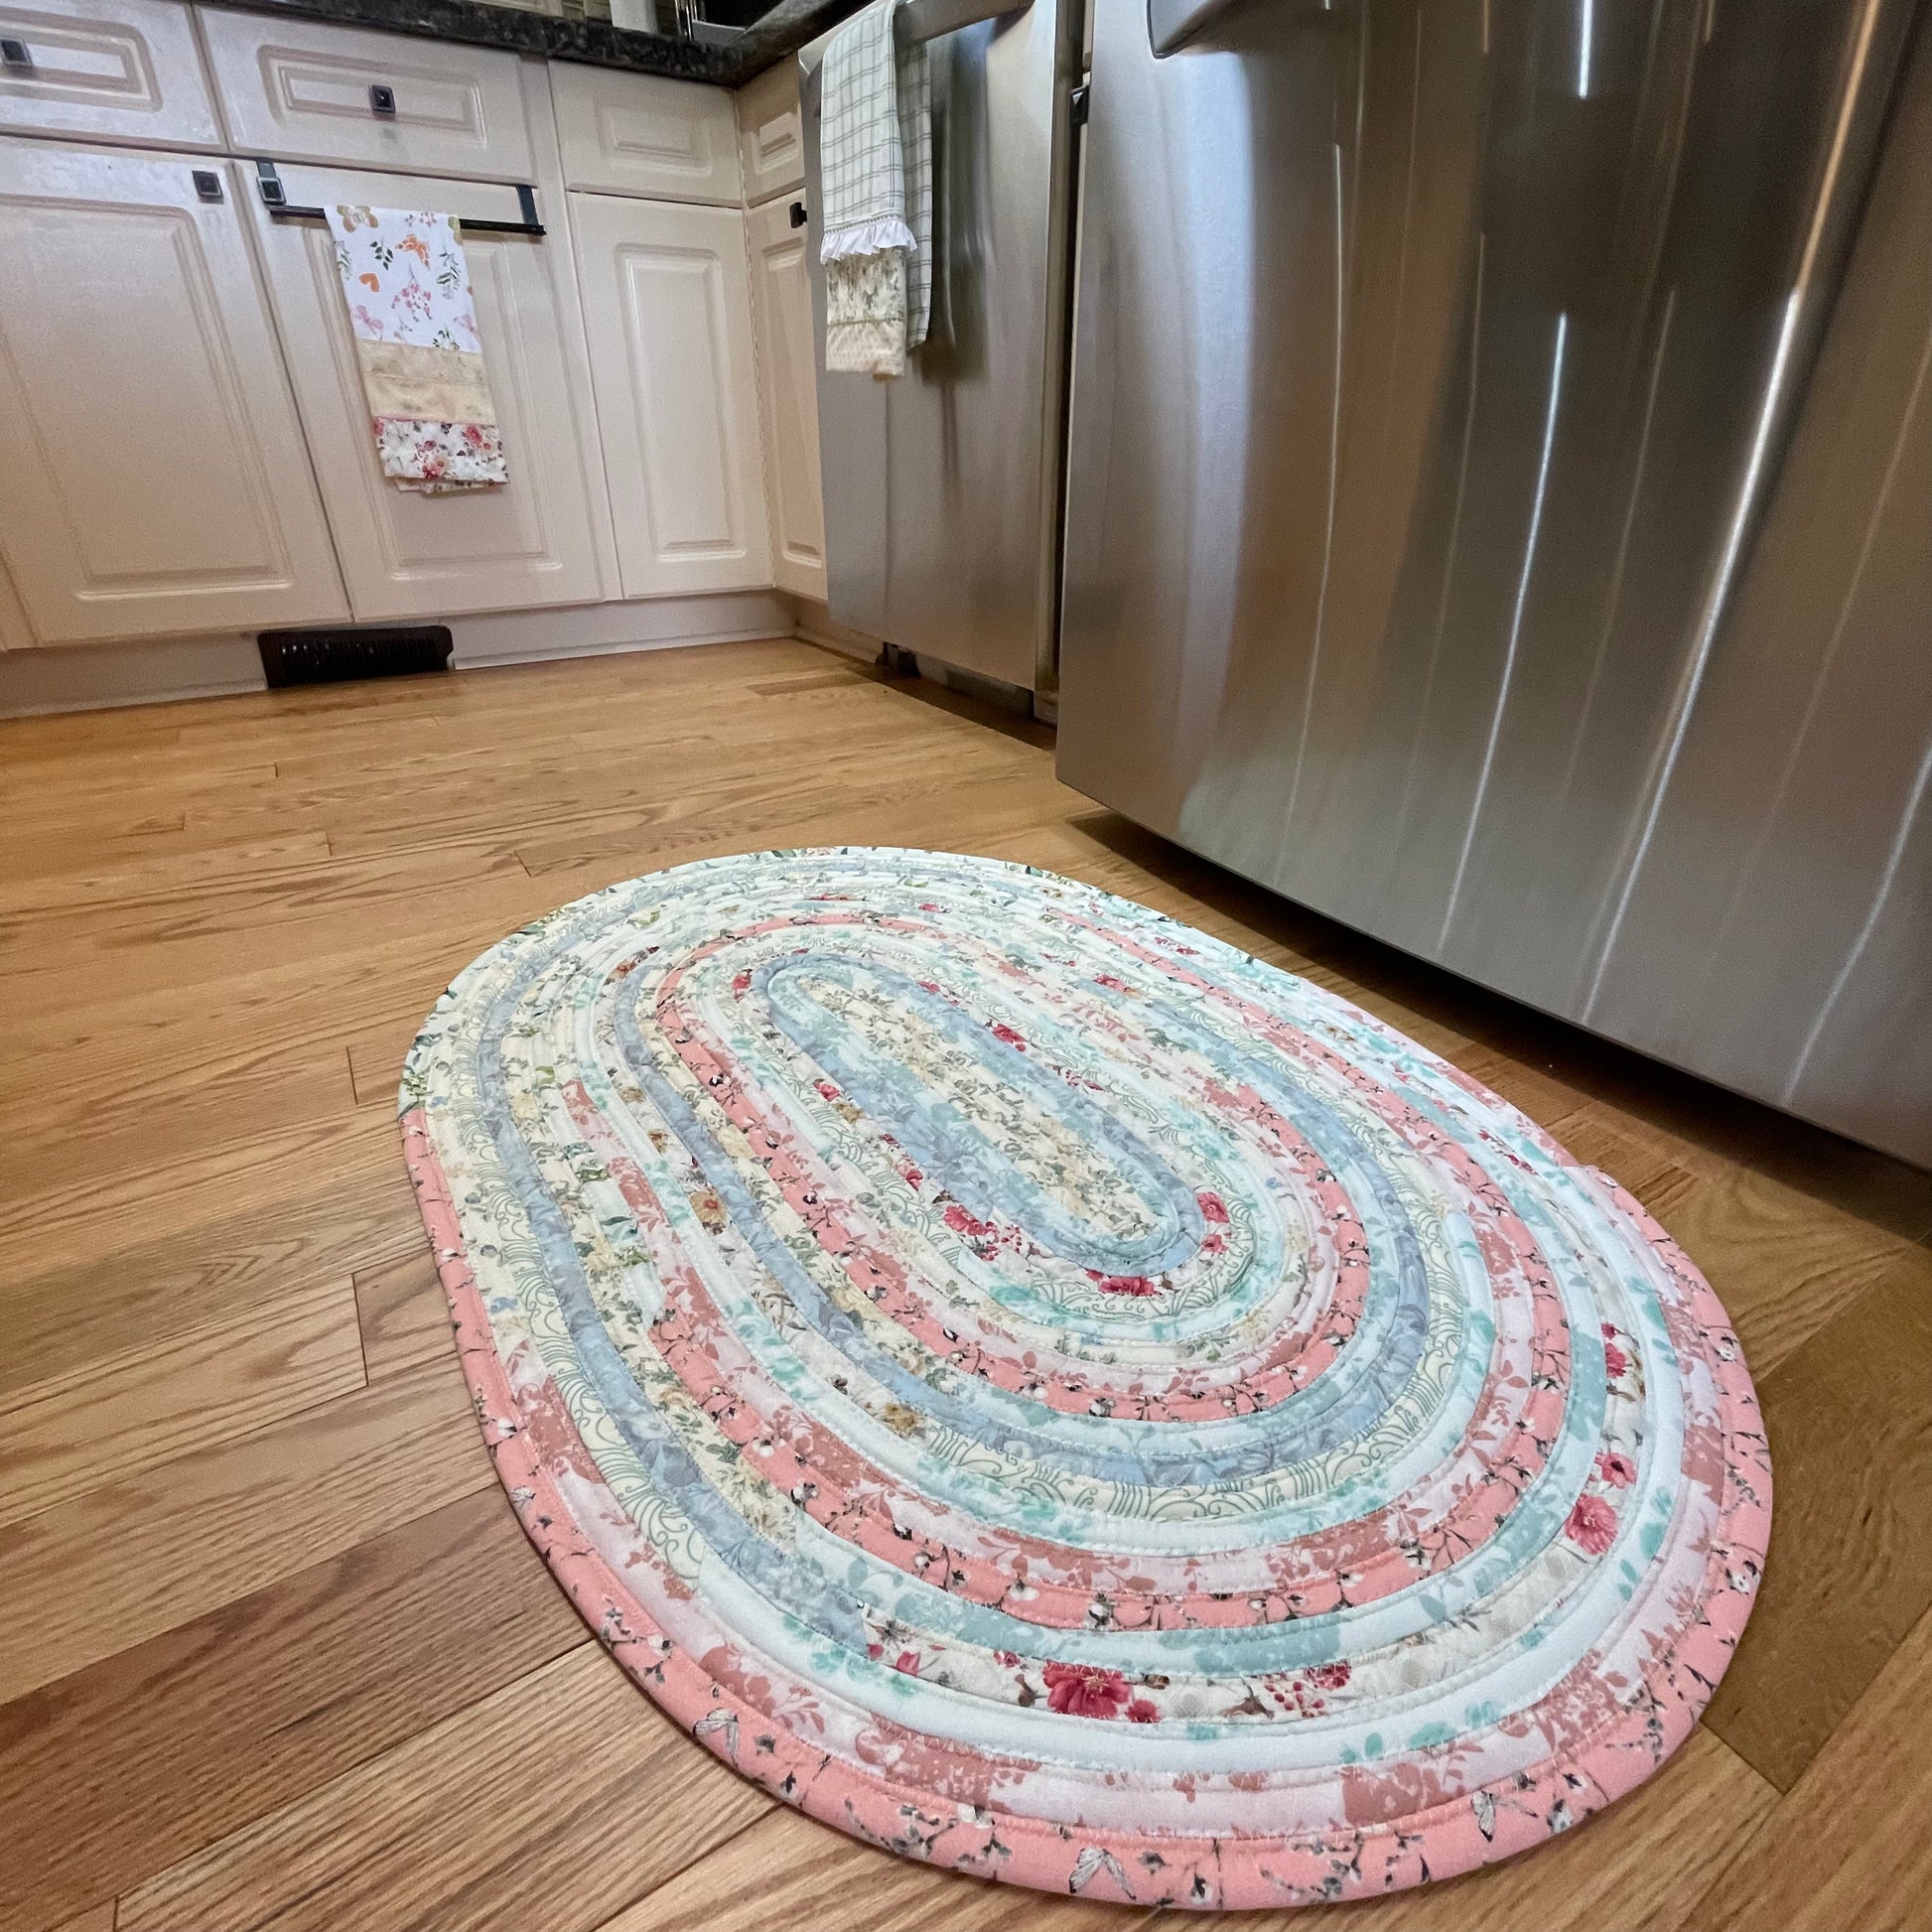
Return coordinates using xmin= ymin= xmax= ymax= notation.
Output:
xmin=399 ymin=848 xmax=1771 ymax=1909
xmin=326 ymin=205 xmax=506 ymax=490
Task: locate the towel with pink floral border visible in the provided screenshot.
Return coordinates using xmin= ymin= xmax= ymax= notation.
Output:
xmin=326 ymin=205 xmax=506 ymax=492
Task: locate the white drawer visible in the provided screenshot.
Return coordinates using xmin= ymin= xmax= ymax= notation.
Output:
xmin=735 ymin=58 xmax=802 ymax=205
xmin=551 ymin=60 xmax=739 ymax=205
xmin=0 ymin=0 xmax=220 ymax=150
xmin=197 ymin=7 xmax=533 ymax=183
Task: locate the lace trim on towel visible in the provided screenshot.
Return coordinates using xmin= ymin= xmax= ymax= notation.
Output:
xmin=820 ymin=214 xmax=919 ymax=263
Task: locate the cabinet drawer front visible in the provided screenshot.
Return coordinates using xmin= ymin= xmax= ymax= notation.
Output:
xmin=199 ymin=10 xmax=532 ymax=182
xmin=248 ymin=163 xmax=609 ymax=621
xmin=552 ymin=62 xmax=739 ymax=204
xmin=0 ymin=140 xmax=346 ymax=642
xmin=0 ymin=0 xmax=219 ymax=149
xmin=735 ymin=59 xmax=802 ymax=205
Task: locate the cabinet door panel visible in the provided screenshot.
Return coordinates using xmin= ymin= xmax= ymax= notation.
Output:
xmin=246 ymin=165 xmax=610 ymax=621
xmin=199 ymin=9 xmax=532 ymax=183
xmin=0 ymin=0 xmax=221 ymax=149
xmin=746 ymin=193 xmax=825 ymax=601
xmin=0 ymin=141 xmax=345 ymax=642
xmin=571 ymin=193 xmax=770 ymax=599
xmin=552 ymin=64 xmax=740 ymax=204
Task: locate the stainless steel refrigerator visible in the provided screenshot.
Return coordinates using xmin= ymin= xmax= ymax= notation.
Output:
xmin=1057 ymin=0 xmax=1932 ymax=1169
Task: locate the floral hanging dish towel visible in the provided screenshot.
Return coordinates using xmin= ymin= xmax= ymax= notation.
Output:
xmin=326 ymin=206 xmax=506 ymax=492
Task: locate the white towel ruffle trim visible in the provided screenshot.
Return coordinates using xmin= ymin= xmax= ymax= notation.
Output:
xmin=820 ymin=214 xmax=919 ymax=264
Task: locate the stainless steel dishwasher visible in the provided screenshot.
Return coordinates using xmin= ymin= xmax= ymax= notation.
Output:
xmin=1057 ymin=0 xmax=1932 ymax=1168
xmin=798 ymin=0 xmax=1084 ymax=698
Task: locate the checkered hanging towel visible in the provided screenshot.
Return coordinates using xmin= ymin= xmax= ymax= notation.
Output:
xmin=818 ymin=0 xmax=931 ymax=377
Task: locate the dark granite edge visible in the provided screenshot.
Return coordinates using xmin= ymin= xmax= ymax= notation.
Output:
xmin=191 ymin=0 xmax=862 ymax=85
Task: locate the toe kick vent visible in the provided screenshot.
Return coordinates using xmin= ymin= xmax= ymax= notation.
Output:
xmin=257 ymin=624 xmax=454 ymax=689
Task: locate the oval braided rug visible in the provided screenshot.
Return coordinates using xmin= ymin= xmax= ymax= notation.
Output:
xmin=400 ymin=847 xmax=1770 ymax=1910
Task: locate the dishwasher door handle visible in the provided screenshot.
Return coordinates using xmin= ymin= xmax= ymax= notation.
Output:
xmin=1146 ymin=0 xmax=1271 ymax=57
xmin=896 ymin=0 xmax=1033 ymax=47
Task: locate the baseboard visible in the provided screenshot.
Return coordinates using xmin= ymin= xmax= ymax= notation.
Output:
xmin=785 ymin=598 xmax=1039 ymax=716
xmin=0 ymin=593 xmax=798 ymax=718
xmin=451 ymin=592 xmax=793 ymax=668
xmin=787 ymin=596 xmax=882 ymax=663
xmin=0 ymin=633 xmax=264 ymax=718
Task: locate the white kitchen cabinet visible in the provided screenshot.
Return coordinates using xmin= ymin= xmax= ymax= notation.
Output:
xmin=197 ymin=7 xmax=534 ymax=183
xmin=0 ymin=141 xmax=346 ymax=643
xmin=570 ymin=191 xmax=771 ymax=599
xmin=745 ymin=192 xmax=825 ymax=601
xmin=734 ymin=59 xmax=803 ymax=204
xmin=0 ymin=0 xmax=221 ymax=149
xmin=244 ymin=163 xmax=613 ymax=622
xmin=551 ymin=62 xmax=741 ymax=205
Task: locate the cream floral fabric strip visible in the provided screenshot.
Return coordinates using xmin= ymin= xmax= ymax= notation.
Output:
xmin=326 ymin=205 xmax=507 ymax=489
xmin=826 ymin=249 xmax=909 ymax=378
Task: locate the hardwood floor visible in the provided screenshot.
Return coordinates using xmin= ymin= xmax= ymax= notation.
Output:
xmin=3 ymin=636 xmax=1929 ymax=1932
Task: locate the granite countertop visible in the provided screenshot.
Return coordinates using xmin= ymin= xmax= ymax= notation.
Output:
xmin=192 ymin=0 xmax=862 ymax=84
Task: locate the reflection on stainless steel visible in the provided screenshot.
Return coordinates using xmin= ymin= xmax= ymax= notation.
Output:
xmin=1442 ymin=308 xmax=1566 ymax=948
xmin=800 ymin=1 xmax=1078 ymax=694
xmin=1058 ymin=0 xmax=1932 ymax=1164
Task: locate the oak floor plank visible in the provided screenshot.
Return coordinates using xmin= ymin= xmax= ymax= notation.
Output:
xmin=0 ymin=700 xmax=184 ymax=754
xmin=0 ymin=1353 xmax=488 ymax=1704
xmin=342 ymin=716 xmax=1033 ymax=867
xmin=0 ymin=812 xmax=189 ymax=887
xmin=0 ymin=761 xmax=281 ymax=830
xmin=1526 ymin=1100 xmax=1698 ymax=1211
xmin=1700 ymin=1260 xmax=1932 ymax=1790
xmin=352 ymin=1252 xmax=454 ymax=1380
xmin=0 ymin=1156 xmax=421 ymax=1402
xmin=172 ymin=701 xmax=451 ymax=760
xmin=1697 ymin=1605 xmax=1932 ymax=1932
xmin=513 ymin=757 xmax=1073 ymax=882
xmin=3 ymin=854 xmax=553 ymax=1024
xmin=0 ymin=835 xmax=527 ymax=957
xmin=970 ymin=815 xmax=1337 ymax=976
xmin=0 ymin=1035 xmax=360 ymax=1209
xmin=268 ymin=675 xmax=886 ymax=789
xmin=0 ymin=830 xmax=334 ymax=917
xmin=1295 ymin=960 xmax=1476 ymax=1061
xmin=1441 ymin=1050 xmax=1927 ymax=1376
xmin=0 ymin=1487 xmax=585 ymax=1932
xmin=0 ymin=1109 xmax=402 ymax=1293
xmin=346 ymin=1017 xmax=424 ymax=1107
xmin=2 ymin=918 xmax=493 ymax=1113
xmin=117 ymin=1645 xmax=774 ymax=1932
xmin=1636 ymin=1160 xmax=1930 ymax=1376
xmin=45 ymin=1906 xmax=115 ymax=1932
xmin=0 ymin=1275 xmax=367 ymax=1529
xmin=591 ymin=1803 xmax=1150 ymax=1932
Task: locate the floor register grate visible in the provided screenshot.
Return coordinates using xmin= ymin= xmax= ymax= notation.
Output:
xmin=257 ymin=625 xmax=454 ymax=689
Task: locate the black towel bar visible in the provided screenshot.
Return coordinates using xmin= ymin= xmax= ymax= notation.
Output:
xmin=253 ymin=161 xmax=545 ymax=237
